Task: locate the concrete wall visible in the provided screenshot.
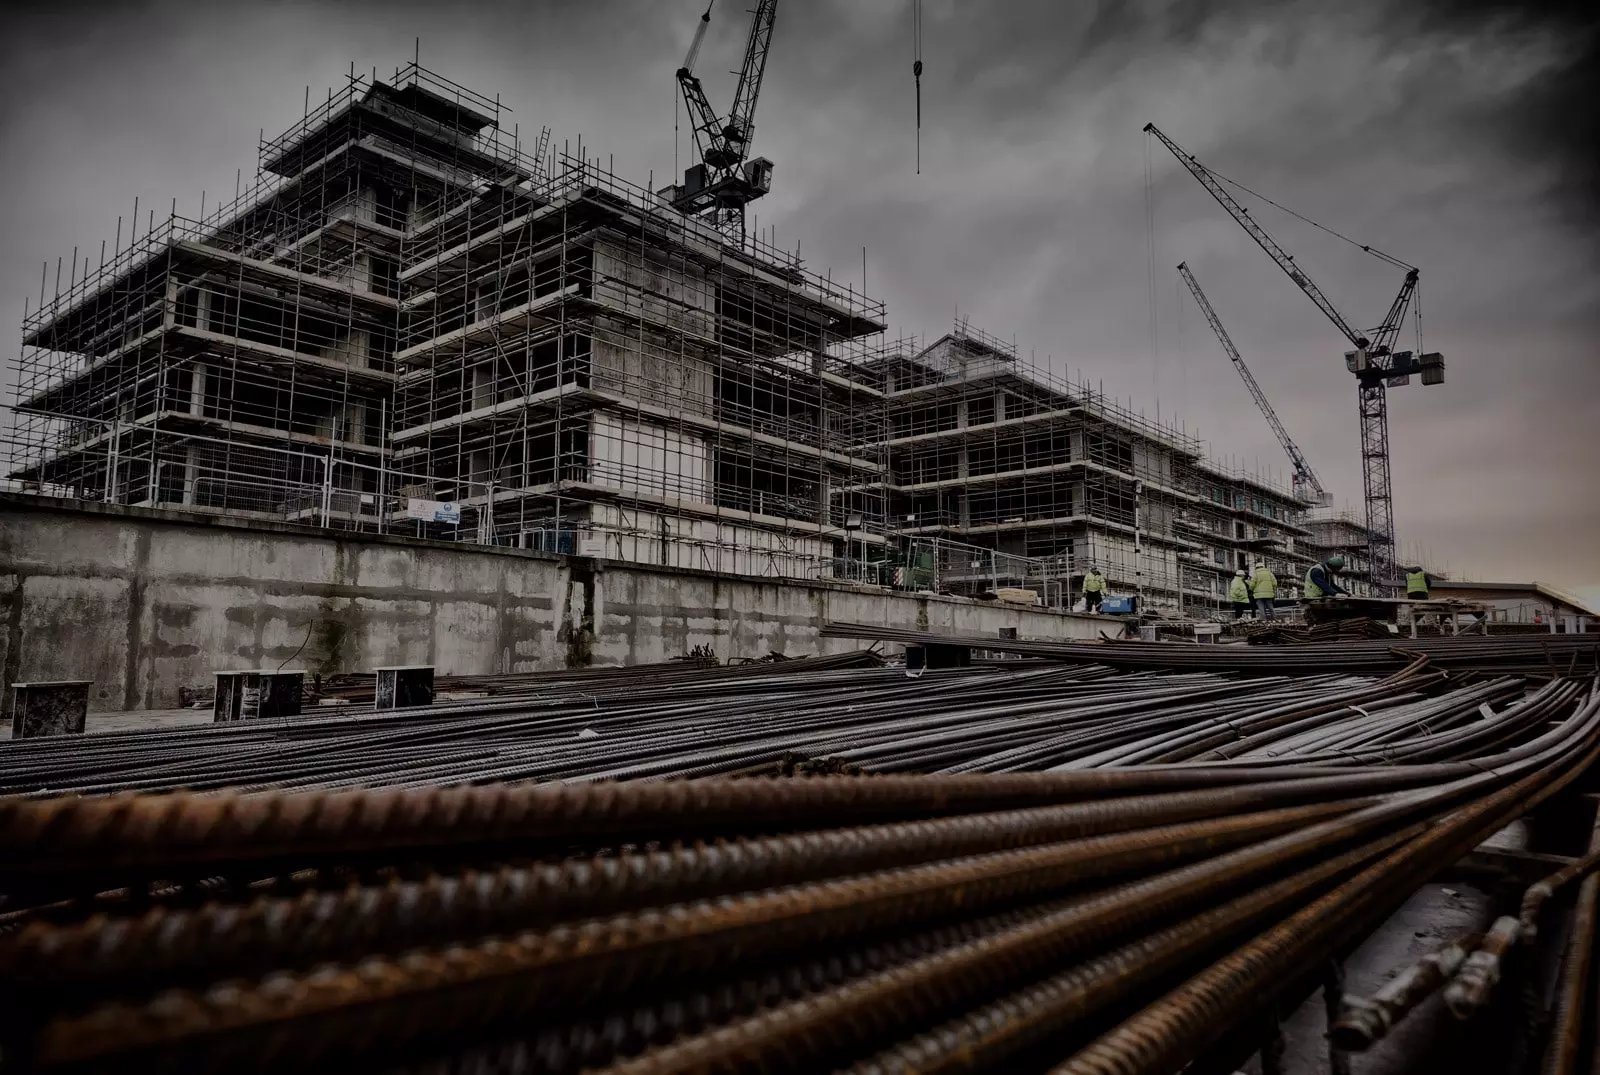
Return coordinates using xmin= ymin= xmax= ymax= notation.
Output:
xmin=0 ymin=495 xmax=1108 ymax=713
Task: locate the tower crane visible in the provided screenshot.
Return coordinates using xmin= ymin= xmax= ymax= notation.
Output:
xmin=1145 ymin=123 xmax=1444 ymax=593
xmin=1177 ymin=261 xmax=1328 ymax=506
xmin=666 ymin=0 xmax=779 ymax=239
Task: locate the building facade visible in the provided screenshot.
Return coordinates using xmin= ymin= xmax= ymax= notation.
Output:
xmin=11 ymin=64 xmax=1320 ymax=616
xmin=9 ymin=65 xmax=887 ymax=582
xmin=854 ymin=326 xmax=1313 ymax=616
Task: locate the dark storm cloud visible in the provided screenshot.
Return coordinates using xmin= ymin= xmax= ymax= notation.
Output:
xmin=2 ymin=0 xmax=1596 ymax=594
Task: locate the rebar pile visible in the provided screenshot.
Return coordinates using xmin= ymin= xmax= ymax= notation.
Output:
xmin=823 ymin=622 xmax=1600 ymax=676
xmin=1236 ymin=617 xmax=1397 ymax=644
xmin=2 ymin=673 xmax=1598 ymax=1074
xmin=310 ymin=649 xmax=886 ymax=705
xmin=2 ymin=657 xmax=1581 ymax=795
xmin=6 ymin=643 xmax=1600 ymax=1072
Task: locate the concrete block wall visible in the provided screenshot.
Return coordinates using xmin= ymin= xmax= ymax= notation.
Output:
xmin=0 ymin=495 xmax=1107 ymax=713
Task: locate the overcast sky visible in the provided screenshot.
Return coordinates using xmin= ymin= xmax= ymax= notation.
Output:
xmin=3 ymin=0 xmax=1597 ymax=601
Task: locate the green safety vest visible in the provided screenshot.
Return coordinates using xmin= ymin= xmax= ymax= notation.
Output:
xmin=1251 ymin=569 xmax=1277 ymax=599
xmin=1406 ymin=571 xmax=1429 ymax=596
xmin=1228 ymin=577 xmax=1251 ymax=602
xmin=1303 ymin=566 xmax=1326 ymax=599
xmin=1083 ymin=574 xmax=1105 ymax=593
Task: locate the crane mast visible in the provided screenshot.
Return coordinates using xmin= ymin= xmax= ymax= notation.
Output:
xmin=1177 ymin=262 xmax=1327 ymax=505
xmin=1145 ymin=123 xmax=1444 ymax=593
xmin=668 ymin=0 xmax=779 ymax=239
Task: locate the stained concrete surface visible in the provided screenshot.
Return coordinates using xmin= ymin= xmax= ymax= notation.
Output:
xmin=2 ymin=494 xmax=1109 ymax=713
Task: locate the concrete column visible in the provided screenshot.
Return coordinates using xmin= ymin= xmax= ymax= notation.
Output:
xmin=344 ymin=401 xmax=367 ymax=446
xmin=163 ymin=276 xmax=180 ymax=329
xmin=192 ymin=284 xmax=213 ymax=332
xmin=189 ymin=361 xmax=208 ymax=415
xmin=352 ymin=251 xmax=373 ymax=293
xmin=471 ymin=363 xmax=495 ymax=410
xmin=181 ymin=444 xmax=201 ymax=506
xmin=345 ymin=329 xmax=371 ymax=370
xmin=469 ymin=448 xmax=492 ymax=487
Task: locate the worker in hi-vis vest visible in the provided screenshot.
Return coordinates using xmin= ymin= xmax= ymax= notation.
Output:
xmin=1228 ymin=570 xmax=1252 ymax=619
xmin=1406 ymin=566 xmax=1433 ymax=600
xmin=1082 ymin=567 xmax=1106 ymax=613
xmin=1303 ymin=555 xmax=1348 ymax=600
xmin=1250 ymin=561 xmax=1278 ymax=621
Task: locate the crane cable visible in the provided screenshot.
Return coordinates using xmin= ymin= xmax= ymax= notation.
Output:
xmin=913 ymin=0 xmax=923 ymax=173
xmin=1204 ymin=162 xmax=1417 ymax=272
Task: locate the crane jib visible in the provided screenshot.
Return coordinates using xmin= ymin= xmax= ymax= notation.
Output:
xmin=1148 ymin=122 xmax=1438 ymax=593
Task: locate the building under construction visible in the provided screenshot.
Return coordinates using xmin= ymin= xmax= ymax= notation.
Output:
xmin=9 ymin=65 xmax=889 ymax=583
xmin=10 ymin=62 xmax=1321 ymax=616
xmin=858 ymin=326 xmax=1313 ymax=614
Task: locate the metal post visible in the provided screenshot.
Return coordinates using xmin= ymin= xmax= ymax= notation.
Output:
xmin=1134 ymin=479 xmax=1145 ymax=611
xmin=104 ymin=418 xmax=120 ymax=503
xmin=321 ymin=454 xmax=332 ymax=527
xmin=377 ymin=395 xmax=388 ymax=534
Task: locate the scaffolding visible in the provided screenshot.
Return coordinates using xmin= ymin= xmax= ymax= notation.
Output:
xmin=844 ymin=322 xmax=1316 ymax=615
xmin=9 ymin=61 xmax=1321 ymax=613
xmin=8 ymin=63 xmax=889 ymax=582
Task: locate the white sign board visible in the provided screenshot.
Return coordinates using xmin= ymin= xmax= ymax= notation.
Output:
xmin=406 ymin=498 xmax=462 ymax=524
xmin=577 ymin=534 xmax=606 ymax=558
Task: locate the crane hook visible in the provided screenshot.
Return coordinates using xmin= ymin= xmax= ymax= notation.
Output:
xmin=914 ymin=60 xmax=923 ymax=127
xmin=913 ymin=0 xmax=923 ymax=174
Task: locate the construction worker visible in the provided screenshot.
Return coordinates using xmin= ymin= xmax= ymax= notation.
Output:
xmin=1405 ymin=566 xmax=1433 ymax=601
xmin=1250 ymin=561 xmax=1278 ymax=620
xmin=1228 ymin=569 xmax=1252 ymax=619
xmin=1302 ymin=555 xmax=1348 ymax=600
xmin=1082 ymin=567 xmax=1106 ymax=613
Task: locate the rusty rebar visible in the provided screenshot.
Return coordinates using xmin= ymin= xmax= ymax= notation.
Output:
xmin=3 ymin=794 xmax=1369 ymax=997
xmin=25 ymin=804 xmax=1349 ymax=1071
xmin=0 ymin=768 xmax=1436 ymax=887
xmin=838 ymin=828 xmax=1415 ymax=1074
xmin=1048 ymin=716 xmax=1600 ymax=1075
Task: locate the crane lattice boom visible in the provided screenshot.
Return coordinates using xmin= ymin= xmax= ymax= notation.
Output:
xmin=1144 ymin=124 xmax=1373 ymax=352
xmin=671 ymin=0 xmax=779 ymax=237
xmin=1146 ymin=122 xmax=1442 ymax=593
xmin=1178 ymin=262 xmax=1326 ymax=504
